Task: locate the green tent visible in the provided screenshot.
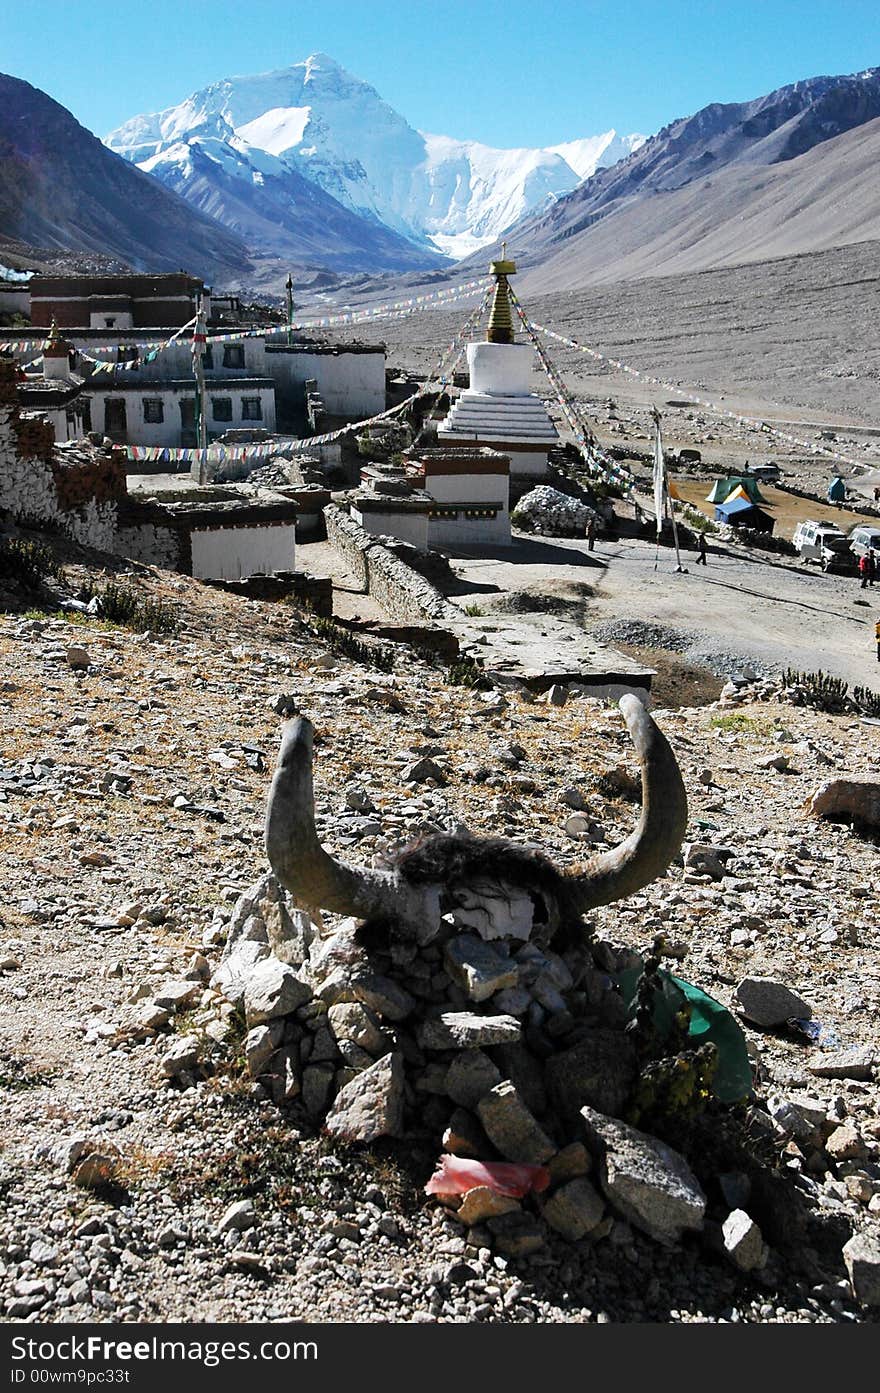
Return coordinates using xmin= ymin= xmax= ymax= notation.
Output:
xmin=705 ymin=475 xmax=767 ymax=505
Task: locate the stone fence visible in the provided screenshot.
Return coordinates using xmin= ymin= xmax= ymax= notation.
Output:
xmin=324 ymin=503 xmax=460 ymax=626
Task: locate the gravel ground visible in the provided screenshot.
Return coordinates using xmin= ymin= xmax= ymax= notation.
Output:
xmin=1 ymin=544 xmax=879 ymax=1325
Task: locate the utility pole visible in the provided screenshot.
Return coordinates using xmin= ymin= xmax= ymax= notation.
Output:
xmin=285 ymin=272 xmax=294 ymax=346
xmin=192 ymin=296 xmax=208 ymax=483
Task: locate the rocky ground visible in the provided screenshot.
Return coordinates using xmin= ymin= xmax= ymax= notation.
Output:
xmin=1 ymin=540 xmax=879 ymax=1325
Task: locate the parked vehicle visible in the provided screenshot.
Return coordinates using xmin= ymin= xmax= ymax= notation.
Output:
xmin=750 ymin=462 xmax=781 ymax=482
xmin=848 ymin=524 xmax=880 ymax=560
xmin=792 ymin=519 xmax=855 ymax=572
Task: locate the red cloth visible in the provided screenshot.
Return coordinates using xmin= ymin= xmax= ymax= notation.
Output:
xmin=424 ymin=1153 xmax=551 ymax=1198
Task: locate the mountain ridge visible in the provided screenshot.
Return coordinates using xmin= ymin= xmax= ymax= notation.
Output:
xmin=461 ymin=66 xmax=880 ymax=291
xmin=0 ymin=74 xmax=251 ymax=283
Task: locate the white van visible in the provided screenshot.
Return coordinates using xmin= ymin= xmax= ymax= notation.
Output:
xmin=792 ymin=519 xmax=855 ymax=572
xmin=848 ymin=525 xmax=880 ymax=560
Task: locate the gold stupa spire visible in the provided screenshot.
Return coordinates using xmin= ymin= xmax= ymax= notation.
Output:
xmin=487 ymin=241 xmax=516 ymax=344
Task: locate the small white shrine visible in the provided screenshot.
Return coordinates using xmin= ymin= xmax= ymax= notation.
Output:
xmin=437 ymin=254 xmax=558 ymax=478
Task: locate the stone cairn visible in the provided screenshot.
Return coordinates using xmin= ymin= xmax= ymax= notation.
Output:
xmin=208 ymin=698 xmax=726 ymax=1256
xmin=511 ymin=486 xmax=598 ymax=538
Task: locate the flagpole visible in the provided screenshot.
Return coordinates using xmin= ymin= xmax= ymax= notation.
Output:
xmin=192 ymin=296 xmax=208 ymax=484
xmin=651 ymin=406 xmax=684 ymax=573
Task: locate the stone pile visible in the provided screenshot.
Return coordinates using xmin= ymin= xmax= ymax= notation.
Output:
xmin=208 ymin=871 xmax=728 ymax=1259
xmin=511 ymin=487 xmax=597 ymax=538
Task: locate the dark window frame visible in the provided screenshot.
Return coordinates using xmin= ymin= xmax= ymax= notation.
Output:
xmin=211 ymin=396 xmax=233 ymax=422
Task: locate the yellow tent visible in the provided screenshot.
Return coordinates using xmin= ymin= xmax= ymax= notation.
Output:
xmin=724 ymin=484 xmax=752 ymax=504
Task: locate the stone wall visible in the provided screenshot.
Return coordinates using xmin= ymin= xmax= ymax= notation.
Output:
xmin=0 ymin=362 xmax=123 ymax=552
xmin=324 ymin=503 xmax=460 ymax=625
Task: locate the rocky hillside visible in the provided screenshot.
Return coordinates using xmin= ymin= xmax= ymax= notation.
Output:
xmin=0 ymin=537 xmax=879 ymax=1324
xmin=0 ymin=76 xmax=251 ymax=284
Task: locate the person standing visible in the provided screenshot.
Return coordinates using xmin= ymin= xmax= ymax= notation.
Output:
xmin=696 ymin=532 xmax=708 ymax=565
xmin=868 ymin=550 xmax=877 ymax=587
xmin=586 ymin=517 xmax=597 ymax=551
xmin=859 ymin=553 xmax=870 ymax=588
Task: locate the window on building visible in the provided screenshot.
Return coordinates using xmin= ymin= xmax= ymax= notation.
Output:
xmin=143 ymin=399 xmax=164 ymax=424
xmin=212 ymin=397 xmax=233 ymax=422
xmin=242 ymin=397 xmax=262 ymax=421
xmin=203 ymin=346 xmax=214 ymax=369
xmin=223 ymin=344 xmax=245 ymax=369
xmin=105 ymin=318 xmax=116 ymax=328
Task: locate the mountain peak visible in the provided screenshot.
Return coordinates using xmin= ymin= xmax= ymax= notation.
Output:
xmin=104 ymin=56 xmax=648 ymax=265
xmin=303 ymin=52 xmax=343 ymax=73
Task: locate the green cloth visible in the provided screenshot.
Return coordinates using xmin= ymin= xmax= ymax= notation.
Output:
xmin=615 ymin=964 xmax=752 ymax=1104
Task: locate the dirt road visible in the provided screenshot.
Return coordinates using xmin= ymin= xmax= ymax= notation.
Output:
xmin=441 ymin=531 xmax=880 ymax=691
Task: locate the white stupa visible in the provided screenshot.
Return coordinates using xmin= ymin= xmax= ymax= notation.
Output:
xmin=437 ymin=253 xmax=558 ymax=477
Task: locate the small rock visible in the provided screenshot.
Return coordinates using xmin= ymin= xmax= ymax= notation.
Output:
xmin=417 ymin=1012 xmax=521 ymax=1051
xmin=402 ymin=757 xmax=446 ymax=785
xmin=444 ymin=934 xmax=518 ymax=1004
xmin=301 ymin=1063 xmax=335 ymax=1116
xmin=217 ymin=1200 xmax=256 ymax=1234
xmin=152 ymin=980 xmax=201 ymax=1012
xmin=808 ymin=1048 xmax=875 ymax=1081
xmin=327 ymin=1002 xmax=386 ymax=1054
xmin=477 ymin=1080 xmax=555 ymax=1164
xmin=581 ymin=1106 xmax=706 ymax=1246
xmin=72 ymin=1152 xmax=119 ymax=1190
xmin=825 ymin=1122 xmax=865 ymax=1161
xmin=757 ymin=754 xmax=789 ymax=772
xmin=351 ymin=972 xmax=415 ymax=1022
xmin=684 ymin=843 xmax=732 ymax=880
xmin=809 ymin=779 xmax=880 ymax=830
xmin=722 ymin=1210 xmax=768 ymax=1271
xmin=245 ymin=1023 xmax=284 ymax=1077
xmin=542 ymin=1177 xmax=605 ymax=1241
xmin=546 ymin=684 xmax=568 ymax=707
xmin=842 ymin=1232 xmax=880 ymax=1307
xmin=457 ymin=1187 xmax=521 ymax=1225
xmin=244 ymin=959 xmax=312 ymax=1026
xmin=734 ymin=976 xmax=812 ymax=1027
xmin=161 ymin=1035 xmax=200 ymax=1078
xmin=66 ymin=646 xmax=91 ymax=669
xmin=324 ymin=1053 xmax=405 ymax=1142
xmin=486 ymin=1211 xmax=546 ymax=1257
xmin=444 ymin=1050 xmax=502 ymax=1109
xmin=547 ymin=1143 xmax=591 ymax=1184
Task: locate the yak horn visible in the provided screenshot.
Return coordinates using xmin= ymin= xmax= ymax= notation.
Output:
xmin=265 ymin=716 xmax=401 ymax=921
xmin=567 ymin=694 xmax=688 ymax=910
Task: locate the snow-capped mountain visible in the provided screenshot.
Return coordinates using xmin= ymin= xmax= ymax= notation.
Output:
xmin=105 ymin=53 xmax=644 ymax=264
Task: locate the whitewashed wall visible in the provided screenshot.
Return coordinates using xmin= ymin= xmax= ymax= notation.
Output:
xmin=189 ymin=522 xmax=296 ymax=581
xmin=350 ymin=505 xmax=428 ymax=551
xmin=424 ymin=472 xmax=508 ymax=505
xmin=267 ymin=349 xmax=386 ymax=418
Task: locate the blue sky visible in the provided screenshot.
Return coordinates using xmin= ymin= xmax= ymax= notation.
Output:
xmin=4 ymin=0 xmax=880 ymax=145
